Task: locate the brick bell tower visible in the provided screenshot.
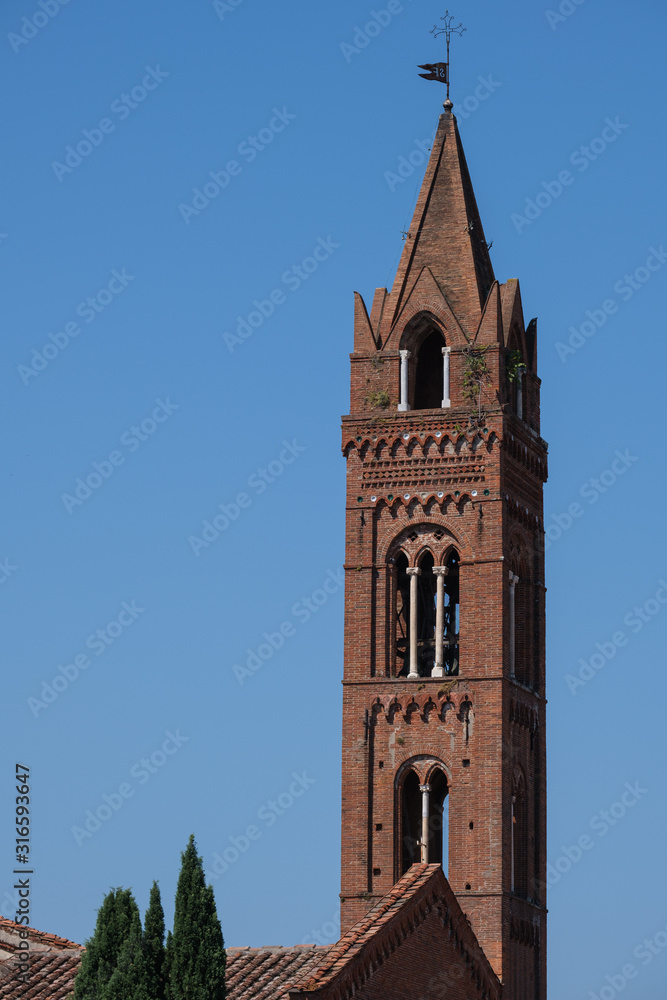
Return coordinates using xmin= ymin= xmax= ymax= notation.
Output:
xmin=340 ymin=97 xmax=548 ymax=999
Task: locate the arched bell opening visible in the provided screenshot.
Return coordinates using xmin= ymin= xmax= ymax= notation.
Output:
xmin=400 ymin=769 xmax=422 ymax=874
xmin=397 ymin=317 xmax=449 ymax=412
xmin=395 ymin=552 xmax=410 ymax=676
xmin=442 ymin=549 xmax=460 ymax=675
xmin=414 ymin=330 xmax=446 ymax=409
xmin=416 ymin=550 xmax=436 ymax=676
xmin=392 ymin=544 xmax=460 ymax=678
xmin=425 ymin=767 xmax=449 ymax=875
xmin=398 ymin=764 xmax=450 ymax=876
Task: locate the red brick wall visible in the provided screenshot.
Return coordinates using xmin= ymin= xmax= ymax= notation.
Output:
xmin=352 ymin=909 xmax=494 ymax=1000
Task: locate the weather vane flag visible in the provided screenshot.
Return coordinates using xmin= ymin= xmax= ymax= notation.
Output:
xmin=418 ymin=9 xmax=467 ymax=102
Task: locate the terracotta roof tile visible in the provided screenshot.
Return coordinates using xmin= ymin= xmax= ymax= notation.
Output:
xmin=226 ymin=945 xmax=332 ymax=1000
xmin=0 ymin=917 xmax=80 ymax=958
xmin=0 ymin=949 xmax=82 ymax=999
xmin=0 ymin=927 xmax=331 ymax=1000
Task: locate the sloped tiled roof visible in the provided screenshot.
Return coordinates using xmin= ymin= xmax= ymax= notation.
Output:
xmin=0 ymin=866 xmax=501 ymax=1000
xmin=0 ymin=917 xmax=80 ymax=960
xmin=0 ymin=919 xmax=330 ymax=1000
xmin=0 ymin=949 xmax=82 ymax=1000
xmin=226 ymin=945 xmax=332 ymax=999
xmin=288 ymin=864 xmax=501 ymax=1000
xmin=0 ymin=918 xmax=82 ymax=999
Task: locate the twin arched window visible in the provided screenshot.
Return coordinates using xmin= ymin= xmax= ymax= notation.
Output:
xmin=399 ymin=766 xmax=449 ymax=876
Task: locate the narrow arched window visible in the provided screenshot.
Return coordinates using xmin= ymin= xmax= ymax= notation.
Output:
xmin=395 ymin=552 xmax=410 ymax=676
xmin=442 ymin=550 xmax=460 ymax=675
xmin=400 ymin=770 xmax=422 ymax=873
xmin=514 ymin=570 xmax=532 ymax=688
xmin=416 ymin=551 xmax=436 ymax=675
xmin=506 ymin=335 xmax=526 ymax=420
xmin=414 ymin=330 xmax=445 ymax=409
xmin=426 ymin=768 xmax=449 ymax=873
xmin=399 ymin=766 xmax=450 ymax=876
xmin=511 ymin=785 xmax=529 ymax=898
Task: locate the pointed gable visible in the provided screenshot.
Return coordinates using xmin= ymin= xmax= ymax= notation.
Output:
xmin=380 ymin=105 xmax=495 ymax=343
xmin=389 ymin=266 xmax=467 ymax=349
xmin=287 ymin=865 xmax=501 ymax=1000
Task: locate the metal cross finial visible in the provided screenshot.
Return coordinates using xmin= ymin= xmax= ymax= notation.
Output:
xmin=430 ymin=9 xmax=467 ymax=100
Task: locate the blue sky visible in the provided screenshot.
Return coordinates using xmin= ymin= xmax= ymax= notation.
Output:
xmin=2 ymin=0 xmax=667 ymax=996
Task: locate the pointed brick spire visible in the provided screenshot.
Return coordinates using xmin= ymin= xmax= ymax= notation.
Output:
xmin=386 ymin=102 xmax=495 ymax=339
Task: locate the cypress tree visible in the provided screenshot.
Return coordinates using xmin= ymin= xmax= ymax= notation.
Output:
xmin=164 ymin=930 xmax=174 ymax=998
xmin=143 ymin=881 xmax=167 ymax=1000
xmin=74 ymin=888 xmax=140 ymax=999
xmin=103 ymin=906 xmax=149 ymax=1000
xmin=169 ymin=835 xmax=226 ymax=1000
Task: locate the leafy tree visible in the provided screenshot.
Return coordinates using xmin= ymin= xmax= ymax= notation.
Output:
xmin=168 ymin=835 xmax=226 ymax=1000
xmin=143 ymin=881 xmax=167 ymax=1000
xmin=74 ymin=888 xmax=140 ymax=999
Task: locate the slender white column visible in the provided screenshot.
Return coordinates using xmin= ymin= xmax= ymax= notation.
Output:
xmin=398 ymin=350 xmax=410 ymax=411
xmin=441 ymin=346 xmax=451 ymax=408
xmin=432 ymin=567 xmax=448 ymax=677
xmin=419 ymin=783 xmax=431 ymax=863
xmin=516 ymin=374 xmax=523 ymax=420
xmin=509 ymin=571 xmax=519 ymax=676
xmin=406 ymin=567 xmax=421 ymax=679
